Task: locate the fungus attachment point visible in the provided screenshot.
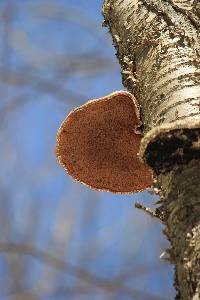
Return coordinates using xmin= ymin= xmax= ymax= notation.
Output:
xmin=56 ymin=91 xmax=153 ymax=193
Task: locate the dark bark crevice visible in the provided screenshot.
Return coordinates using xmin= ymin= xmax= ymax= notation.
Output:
xmin=165 ymin=0 xmax=200 ymax=30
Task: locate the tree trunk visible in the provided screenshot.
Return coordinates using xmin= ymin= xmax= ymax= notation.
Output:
xmin=102 ymin=1 xmax=200 ymax=299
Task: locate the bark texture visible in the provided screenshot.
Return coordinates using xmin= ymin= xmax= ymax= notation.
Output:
xmin=102 ymin=0 xmax=200 ymax=299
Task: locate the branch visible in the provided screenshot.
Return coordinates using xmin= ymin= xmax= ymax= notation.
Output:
xmin=0 ymin=242 xmax=168 ymax=300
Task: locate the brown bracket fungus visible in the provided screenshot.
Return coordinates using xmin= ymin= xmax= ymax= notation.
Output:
xmin=56 ymin=91 xmax=153 ymax=193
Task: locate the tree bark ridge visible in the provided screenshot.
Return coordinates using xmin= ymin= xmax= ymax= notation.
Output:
xmin=158 ymin=160 xmax=200 ymax=299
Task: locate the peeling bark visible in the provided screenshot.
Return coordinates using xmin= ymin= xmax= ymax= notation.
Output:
xmin=102 ymin=0 xmax=200 ymax=299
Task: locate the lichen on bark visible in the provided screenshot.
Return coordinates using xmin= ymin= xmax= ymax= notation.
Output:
xmin=102 ymin=0 xmax=200 ymax=298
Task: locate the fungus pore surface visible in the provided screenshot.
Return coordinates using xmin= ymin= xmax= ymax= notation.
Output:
xmin=56 ymin=91 xmax=153 ymax=193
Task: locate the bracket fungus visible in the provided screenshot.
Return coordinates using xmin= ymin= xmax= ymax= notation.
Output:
xmin=56 ymin=91 xmax=153 ymax=193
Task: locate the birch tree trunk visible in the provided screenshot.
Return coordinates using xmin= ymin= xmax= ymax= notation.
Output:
xmin=102 ymin=1 xmax=200 ymax=299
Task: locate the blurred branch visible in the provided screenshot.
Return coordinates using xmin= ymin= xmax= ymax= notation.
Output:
xmin=0 ymin=289 xmax=38 ymax=300
xmin=0 ymin=242 xmax=168 ymax=300
xmin=48 ymin=284 xmax=168 ymax=300
xmin=32 ymin=4 xmax=107 ymax=43
xmin=0 ymin=66 xmax=84 ymax=101
xmin=0 ymin=242 xmax=123 ymax=288
xmin=1 ymin=0 xmax=15 ymax=104
xmin=115 ymin=262 xmax=165 ymax=282
xmin=0 ymin=50 xmax=115 ymax=103
xmin=0 ymin=242 xmax=124 ymax=289
xmin=0 ymin=67 xmax=86 ymax=118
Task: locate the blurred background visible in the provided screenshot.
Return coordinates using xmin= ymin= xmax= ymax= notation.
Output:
xmin=0 ymin=1 xmax=174 ymax=299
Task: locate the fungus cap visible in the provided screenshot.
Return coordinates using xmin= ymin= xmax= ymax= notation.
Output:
xmin=56 ymin=91 xmax=153 ymax=193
